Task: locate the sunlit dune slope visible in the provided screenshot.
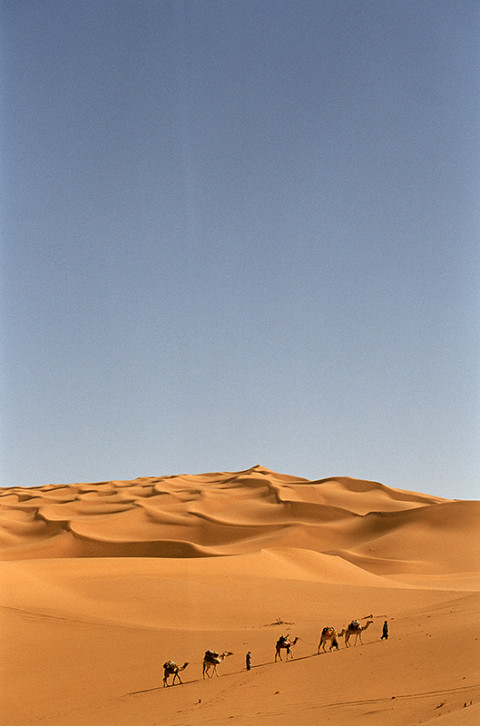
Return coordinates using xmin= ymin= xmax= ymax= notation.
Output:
xmin=1 ymin=465 xmax=477 ymax=577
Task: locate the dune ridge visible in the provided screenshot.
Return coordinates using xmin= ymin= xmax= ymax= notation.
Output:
xmin=0 ymin=466 xmax=476 ymax=578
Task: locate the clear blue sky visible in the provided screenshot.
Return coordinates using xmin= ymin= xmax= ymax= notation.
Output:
xmin=2 ymin=1 xmax=479 ymax=499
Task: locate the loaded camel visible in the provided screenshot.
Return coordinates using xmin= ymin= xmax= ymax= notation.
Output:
xmin=344 ymin=620 xmax=374 ymax=646
xmin=317 ymin=627 xmax=346 ymax=653
xmin=275 ymin=635 xmax=299 ymax=662
xmin=163 ymin=660 xmax=189 ymax=686
xmin=202 ymin=650 xmax=233 ymax=678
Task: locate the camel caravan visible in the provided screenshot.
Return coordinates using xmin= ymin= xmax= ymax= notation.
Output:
xmin=163 ymin=618 xmax=379 ymax=686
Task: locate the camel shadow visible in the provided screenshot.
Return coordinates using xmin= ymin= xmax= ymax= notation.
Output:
xmin=125 ymin=685 xmax=163 ymax=696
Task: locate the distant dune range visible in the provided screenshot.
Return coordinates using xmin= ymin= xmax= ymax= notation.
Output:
xmin=0 ymin=466 xmax=478 ymax=575
xmin=1 ymin=466 xmax=479 ymax=725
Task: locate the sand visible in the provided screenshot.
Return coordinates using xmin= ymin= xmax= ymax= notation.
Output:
xmin=0 ymin=465 xmax=479 ymax=725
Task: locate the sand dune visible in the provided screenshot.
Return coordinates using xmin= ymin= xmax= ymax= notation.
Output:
xmin=1 ymin=465 xmax=478 ymax=725
xmin=0 ymin=465 xmax=470 ymax=568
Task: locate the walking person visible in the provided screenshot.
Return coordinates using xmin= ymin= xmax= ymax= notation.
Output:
xmin=245 ymin=651 xmax=252 ymax=670
xmin=381 ymin=620 xmax=389 ymax=640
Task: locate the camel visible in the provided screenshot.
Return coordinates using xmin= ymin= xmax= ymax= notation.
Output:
xmin=344 ymin=620 xmax=374 ymax=647
xmin=275 ymin=635 xmax=299 ymax=662
xmin=163 ymin=660 xmax=189 ymax=686
xmin=202 ymin=650 xmax=233 ymax=678
xmin=317 ymin=627 xmax=346 ymax=653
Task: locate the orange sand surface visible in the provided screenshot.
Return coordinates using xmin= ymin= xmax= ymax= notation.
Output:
xmin=1 ymin=465 xmax=479 ymax=725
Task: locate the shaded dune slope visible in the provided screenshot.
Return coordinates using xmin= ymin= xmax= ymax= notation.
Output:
xmin=1 ymin=466 xmax=478 ymax=576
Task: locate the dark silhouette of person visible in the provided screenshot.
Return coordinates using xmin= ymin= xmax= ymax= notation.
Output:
xmin=381 ymin=620 xmax=389 ymax=639
xmin=246 ymin=651 xmax=252 ymax=670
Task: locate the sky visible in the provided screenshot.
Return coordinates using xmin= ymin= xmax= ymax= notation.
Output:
xmin=1 ymin=0 xmax=479 ymax=499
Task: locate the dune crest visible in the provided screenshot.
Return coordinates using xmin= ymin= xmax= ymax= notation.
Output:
xmin=1 ymin=466 xmax=477 ymax=578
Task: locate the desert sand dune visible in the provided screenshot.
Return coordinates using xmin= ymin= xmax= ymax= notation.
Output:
xmin=0 ymin=465 xmax=478 ymax=725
